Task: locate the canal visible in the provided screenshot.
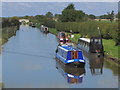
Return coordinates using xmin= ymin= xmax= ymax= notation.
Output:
xmin=1 ymin=25 xmax=119 ymax=88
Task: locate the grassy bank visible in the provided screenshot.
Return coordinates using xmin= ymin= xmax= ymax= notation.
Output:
xmin=103 ymin=39 xmax=119 ymax=59
xmin=49 ymin=28 xmax=58 ymax=35
xmin=49 ymin=28 xmax=119 ymax=60
xmin=2 ymin=26 xmax=19 ymax=44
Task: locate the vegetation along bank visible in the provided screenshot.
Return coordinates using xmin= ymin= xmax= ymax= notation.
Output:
xmin=2 ymin=17 xmax=20 ymax=45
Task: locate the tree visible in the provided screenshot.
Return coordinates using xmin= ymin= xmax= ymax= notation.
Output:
xmin=43 ymin=18 xmax=55 ymax=28
xmin=45 ymin=12 xmax=53 ymax=18
xmin=89 ymin=14 xmax=96 ymax=19
xmin=99 ymin=11 xmax=115 ymax=22
xmin=54 ymin=14 xmax=61 ymax=22
xmin=23 ymin=15 xmax=29 ymax=19
xmin=75 ymin=10 xmax=86 ymax=21
xmin=100 ymin=14 xmax=108 ymax=19
xmin=60 ymin=4 xmax=86 ymax=22
xmin=61 ymin=9 xmax=77 ymax=22
xmin=116 ymin=12 xmax=120 ymax=19
xmin=64 ymin=3 xmax=75 ymax=10
xmin=107 ymin=11 xmax=114 ymax=22
xmin=9 ymin=16 xmax=20 ymax=26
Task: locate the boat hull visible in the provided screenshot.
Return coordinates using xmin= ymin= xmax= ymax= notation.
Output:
xmin=56 ymin=53 xmax=85 ymax=68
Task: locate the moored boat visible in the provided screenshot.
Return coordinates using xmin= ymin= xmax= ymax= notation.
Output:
xmin=58 ymin=32 xmax=69 ymax=44
xmin=40 ymin=25 xmax=49 ymax=33
xmin=77 ymin=37 xmax=104 ymax=57
xmin=55 ymin=45 xmax=85 ymax=67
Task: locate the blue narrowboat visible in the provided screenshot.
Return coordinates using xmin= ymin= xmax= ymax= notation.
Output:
xmin=56 ymin=45 xmax=85 ymax=67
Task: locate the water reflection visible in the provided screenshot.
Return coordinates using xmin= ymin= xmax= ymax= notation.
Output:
xmin=56 ymin=60 xmax=85 ymax=84
xmin=83 ymin=51 xmax=104 ymax=76
xmin=89 ymin=54 xmax=104 ymax=75
xmin=0 ymin=82 xmax=3 ymax=89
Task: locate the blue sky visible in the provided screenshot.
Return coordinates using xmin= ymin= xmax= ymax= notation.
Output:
xmin=2 ymin=2 xmax=118 ymax=17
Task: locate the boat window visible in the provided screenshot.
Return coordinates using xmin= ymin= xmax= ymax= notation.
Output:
xmin=91 ymin=39 xmax=94 ymax=42
xmin=63 ymin=51 xmax=67 ymax=59
xmin=58 ymin=48 xmax=61 ymax=55
xmin=60 ymin=40 xmax=63 ymax=42
xmin=61 ymin=33 xmax=65 ymax=37
xmin=94 ymin=39 xmax=101 ymax=44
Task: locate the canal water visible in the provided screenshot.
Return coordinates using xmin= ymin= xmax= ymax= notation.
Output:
xmin=1 ymin=25 xmax=119 ymax=88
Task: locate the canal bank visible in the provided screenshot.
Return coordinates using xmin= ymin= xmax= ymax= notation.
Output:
xmin=2 ymin=26 xmax=19 ymax=44
xmin=48 ymin=28 xmax=120 ymax=66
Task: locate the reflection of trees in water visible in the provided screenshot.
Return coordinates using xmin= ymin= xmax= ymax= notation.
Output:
xmin=104 ymin=59 xmax=120 ymax=81
xmin=0 ymin=82 xmax=4 ymax=88
xmin=105 ymin=62 xmax=120 ymax=88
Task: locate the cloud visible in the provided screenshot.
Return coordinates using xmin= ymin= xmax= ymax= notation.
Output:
xmin=2 ymin=2 xmax=118 ymax=17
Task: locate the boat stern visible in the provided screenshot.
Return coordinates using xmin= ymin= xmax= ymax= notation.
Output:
xmin=65 ymin=59 xmax=85 ymax=67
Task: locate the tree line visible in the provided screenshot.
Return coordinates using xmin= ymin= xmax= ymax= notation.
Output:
xmin=55 ymin=21 xmax=119 ymax=45
xmin=2 ymin=3 xmax=119 ymax=45
xmin=2 ymin=17 xmax=20 ymax=44
xmin=2 ymin=16 xmax=20 ymax=28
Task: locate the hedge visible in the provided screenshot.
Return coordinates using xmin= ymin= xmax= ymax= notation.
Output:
xmin=55 ymin=21 xmax=119 ymax=45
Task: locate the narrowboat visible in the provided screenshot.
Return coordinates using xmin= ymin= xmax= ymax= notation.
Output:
xmin=29 ymin=22 xmax=33 ymax=26
xmin=29 ymin=22 xmax=35 ymax=27
xmin=77 ymin=37 xmax=104 ymax=57
xmin=40 ymin=25 xmax=49 ymax=33
xmin=31 ymin=23 xmax=36 ymax=27
xmin=56 ymin=60 xmax=85 ymax=84
xmin=44 ymin=27 xmax=49 ymax=33
xmin=58 ymin=32 xmax=69 ymax=44
xmin=55 ymin=45 xmax=85 ymax=67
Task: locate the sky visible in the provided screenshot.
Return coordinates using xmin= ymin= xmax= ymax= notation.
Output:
xmin=1 ymin=2 xmax=119 ymax=17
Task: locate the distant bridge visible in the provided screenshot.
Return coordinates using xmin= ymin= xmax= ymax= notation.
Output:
xmin=19 ymin=19 xmax=29 ymax=23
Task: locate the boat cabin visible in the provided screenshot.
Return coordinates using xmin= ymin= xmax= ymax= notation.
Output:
xmin=56 ymin=45 xmax=85 ymax=66
xmin=77 ymin=37 xmax=104 ymax=53
xmin=58 ymin=32 xmax=69 ymax=44
xmin=40 ymin=25 xmax=49 ymax=33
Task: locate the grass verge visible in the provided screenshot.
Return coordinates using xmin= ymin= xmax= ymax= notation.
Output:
xmin=103 ymin=39 xmax=119 ymax=59
xmin=49 ymin=28 xmax=58 ymax=35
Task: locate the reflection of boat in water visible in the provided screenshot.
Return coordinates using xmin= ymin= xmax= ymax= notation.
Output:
xmin=56 ymin=60 xmax=85 ymax=84
xmin=85 ymin=52 xmax=104 ymax=75
xmin=90 ymin=56 xmax=104 ymax=75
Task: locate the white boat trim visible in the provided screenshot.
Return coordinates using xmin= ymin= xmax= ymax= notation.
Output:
xmin=79 ymin=38 xmax=90 ymax=43
xmin=58 ymin=46 xmax=69 ymax=52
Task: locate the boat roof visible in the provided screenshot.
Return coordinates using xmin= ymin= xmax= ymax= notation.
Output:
xmin=79 ymin=38 xmax=90 ymax=43
xmin=58 ymin=45 xmax=81 ymax=52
